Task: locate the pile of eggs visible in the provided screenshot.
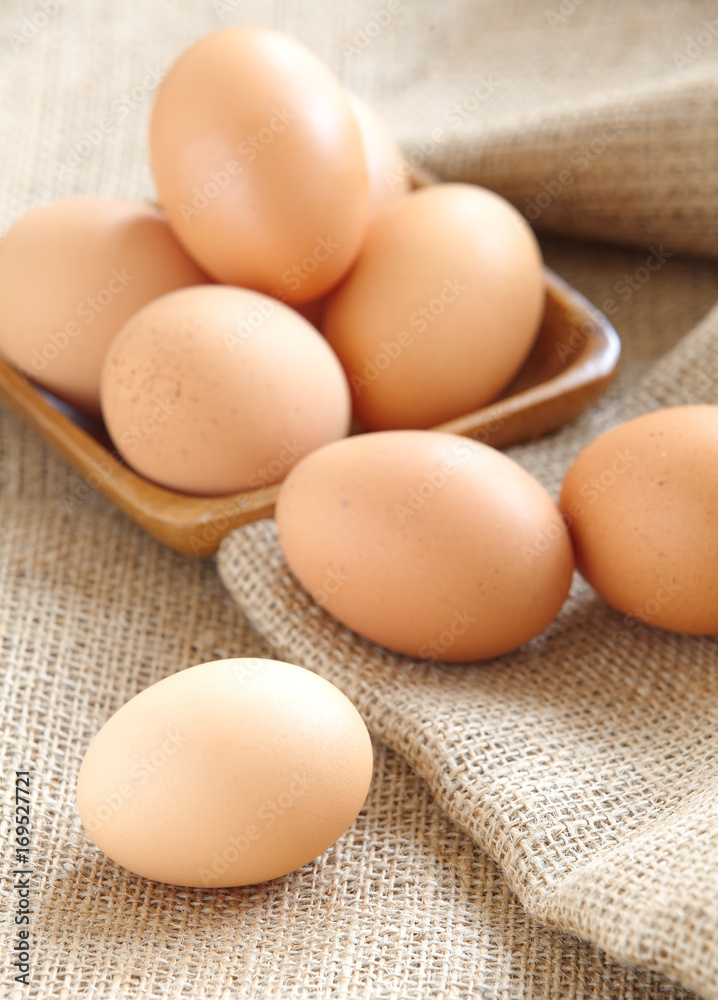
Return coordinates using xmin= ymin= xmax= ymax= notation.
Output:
xmin=277 ymin=405 xmax=718 ymax=667
xmin=0 ymin=25 xmax=545 ymax=496
xmin=74 ymin=403 xmax=718 ymax=891
xmin=5 ymin=25 xmax=718 ymax=891
xmin=74 ymin=402 xmax=718 ymax=890
xmin=1 ymin=24 xmax=715 ymax=662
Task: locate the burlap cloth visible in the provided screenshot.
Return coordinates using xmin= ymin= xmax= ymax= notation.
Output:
xmin=2 ymin=1 xmax=718 ymax=997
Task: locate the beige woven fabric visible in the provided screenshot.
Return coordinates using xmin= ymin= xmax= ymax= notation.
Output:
xmin=219 ymin=302 xmax=718 ymax=1000
xmin=2 ymin=1 xmax=718 ymax=998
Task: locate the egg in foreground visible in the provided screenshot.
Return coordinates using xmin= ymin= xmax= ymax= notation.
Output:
xmin=77 ymin=658 xmax=373 ymax=887
xmin=276 ymin=430 xmax=574 ymax=661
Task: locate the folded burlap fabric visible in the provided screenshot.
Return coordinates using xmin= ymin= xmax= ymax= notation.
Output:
xmin=2 ymin=1 xmax=718 ymax=998
xmin=218 ymin=299 xmax=718 ymax=999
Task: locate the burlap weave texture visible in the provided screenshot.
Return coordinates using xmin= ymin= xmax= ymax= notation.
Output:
xmin=2 ymin=1 xmax=718 ymax=998
xmin=219 ymin=304 xmax=718 ymax=998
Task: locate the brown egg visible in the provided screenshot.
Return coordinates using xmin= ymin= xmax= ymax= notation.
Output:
xmin=149 ymin=27 xmax=369 ymax=302
xmin=322 ymin=183 xmax=545 ymax=430
xmin=560 ymin=405 xmax=718 ymax=634
xmin=0 ymin=198 xmax=208 ymax=415
xmin=100 ymin=285 xmax=351 ymax=495
xmin=275 ymin=430 xmax=574 ymax=662
xmin=77 ymin=659 xmax=373 ymax=887
xmin=348 ymin=95 xmax=410 ymax=219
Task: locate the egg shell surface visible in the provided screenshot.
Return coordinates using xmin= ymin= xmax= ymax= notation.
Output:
xmin=0 ymin=198 xmax=208 ymax=415
xmin=275 ymin=430 xmax=574 ymax=661
xmin=349 ymin=94 xmax=409 ymax=220
xmin=76 ymin=658 xmax=373 ymax=887
xmin=100 ymin=284 xmax=351 ymax=495
xmin=559 ymin=404 xmax=718 ymax=634
xmin=149 ymin=27 xmax=369 ymax=302
xmin=322 ymin=183 xmax=545 ymax=430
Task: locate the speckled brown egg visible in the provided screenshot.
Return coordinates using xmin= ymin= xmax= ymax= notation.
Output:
xmin=559 ymin=405 xmax=718 ymax=633
xmin=276 ymin=430 xmax=574 ymax=661
xmin=100 ymin=284 xmax=351 ymax=495
xmin=0 ymin=198 xmax=208 ymax=415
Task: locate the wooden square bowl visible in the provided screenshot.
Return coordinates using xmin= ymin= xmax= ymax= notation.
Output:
xmin=0 ymin=262 xmax=619 ymax=556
